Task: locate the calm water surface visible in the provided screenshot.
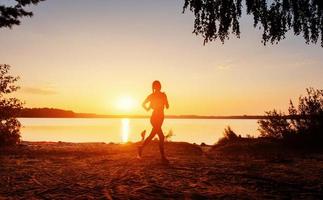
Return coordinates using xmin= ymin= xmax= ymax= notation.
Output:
xmin=19 ymin=118 xmax=260 ymax=145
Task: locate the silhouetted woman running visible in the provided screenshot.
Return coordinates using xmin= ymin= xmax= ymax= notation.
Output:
xmin=138 ymin=80 xmax=169 ymax=163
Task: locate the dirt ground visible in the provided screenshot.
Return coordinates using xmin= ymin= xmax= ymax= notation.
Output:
xmin=1 ymin=141 xmax=323 ymax=199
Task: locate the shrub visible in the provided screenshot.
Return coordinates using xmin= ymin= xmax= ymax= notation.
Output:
xmin=0 ymin=64 xmax=23 ymax=146
xmin=258 ymin=88 xmax=323 ymax=141
xmin=223 ymin=126 xmax=239 ymax=140
xmin=217 ymin=126 xmax=239 ymax=145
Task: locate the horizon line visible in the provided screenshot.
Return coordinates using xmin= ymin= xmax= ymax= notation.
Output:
xmin=20 ymin=107 xmax=267 ymax=119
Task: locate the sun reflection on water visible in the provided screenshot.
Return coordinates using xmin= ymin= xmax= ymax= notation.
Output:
xmin=121 ymin=118 xmax=130 ymax=143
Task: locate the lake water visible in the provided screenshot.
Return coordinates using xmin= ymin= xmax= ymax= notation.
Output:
xmin=19 ymin=118 xmax=260 ymax=145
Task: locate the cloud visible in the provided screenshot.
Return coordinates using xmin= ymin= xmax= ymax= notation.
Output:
xmin=217 ymin=64 xmax=231 ymax=70
xmin=216 ymin=59 xmax=235 ymax=70
xmin=21 ymin=87 xmax=57 ymax=95
xmin=293 ymin=59 xmax=318 ymax=67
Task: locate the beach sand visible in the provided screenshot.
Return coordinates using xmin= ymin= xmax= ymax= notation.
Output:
xmin=1 ymin=141 xmax=323 ymax=199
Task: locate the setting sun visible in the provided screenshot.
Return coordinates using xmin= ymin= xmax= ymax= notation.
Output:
xmin=116 ymin=96 xmax=135 ymax=111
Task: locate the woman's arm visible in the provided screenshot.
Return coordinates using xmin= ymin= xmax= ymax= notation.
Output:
xmin=142 ymin=95 xmax=151 ymax=111
xmin=165 ymin=94 xmax=169 ymax=109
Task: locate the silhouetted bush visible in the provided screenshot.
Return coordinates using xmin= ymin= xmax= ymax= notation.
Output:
xmin=0 ymin=64 xmax=23 ymax=146
xmin=217 ymin=126 xmax=239 ymax=145
xmin=258 ymin=88 xmax=323 ymax=144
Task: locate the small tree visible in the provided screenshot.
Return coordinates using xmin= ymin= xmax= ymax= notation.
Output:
xmin=0 ymin=64 xmax=23 ymax=146
xmin=289 ymin=88 xmax=323 ymax=135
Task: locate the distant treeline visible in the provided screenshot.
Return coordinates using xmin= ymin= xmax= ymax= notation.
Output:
xmin=20 ymin=108 xmax=76 ymax=118
xmin=19 ymin=108 xmax=105 ymax=118
xmin=19 ymin=108 xmax=271 ymax=119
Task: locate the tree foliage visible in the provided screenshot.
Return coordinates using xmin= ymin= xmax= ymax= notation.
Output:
xmin=0 ymin=0 xmax=44 ymax=28
xmin=258 ymin=88 xmax=323 ymax=140
xmin=1 ymin=1 xmax=322 ymax=47
xmin=0 ymin=64 xmax=23 ymax=146
xmin=183 ymin=0 xmax=323 ymax=46
xmin=258 ymin=110 xmax=292 ymax=138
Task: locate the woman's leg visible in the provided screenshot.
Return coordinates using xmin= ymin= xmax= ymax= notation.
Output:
xmin=156 ymin=129 xmax=166 ymax=159
xmin=155 ymin=117 xmax=167 ymax=161
xmin=138 ymin=128 xmax=156 ymax=157
xmin=142 ymin=129 xmax=156 ymax=147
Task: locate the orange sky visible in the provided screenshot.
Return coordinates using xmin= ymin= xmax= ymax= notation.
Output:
xmin=1 ymin=0 xmax=323 ymax=116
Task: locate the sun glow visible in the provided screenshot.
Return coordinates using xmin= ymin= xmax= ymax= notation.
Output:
xmin=116 ymin=96 xmax=135 ymax=111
